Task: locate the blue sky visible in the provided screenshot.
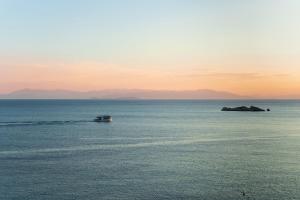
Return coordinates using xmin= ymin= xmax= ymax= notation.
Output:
xmin=1 ymin=0 xmax=299 ymax=61
xmin=2 ymin=0 xmax=292 ymax=61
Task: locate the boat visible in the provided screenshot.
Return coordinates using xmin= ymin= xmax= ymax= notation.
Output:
xmin=94 ymin=115 xmax=112 ymax=122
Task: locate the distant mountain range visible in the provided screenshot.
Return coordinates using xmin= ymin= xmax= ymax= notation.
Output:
xmin=0 ymin=89 xmax=247 ymax=99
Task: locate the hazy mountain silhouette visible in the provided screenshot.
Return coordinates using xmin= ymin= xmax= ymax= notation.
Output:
xmin=0 ymin=89 xmax=246 ymax=99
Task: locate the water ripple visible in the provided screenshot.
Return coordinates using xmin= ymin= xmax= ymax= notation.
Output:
xmin=0 ymin=137 xmax=270 ymax=156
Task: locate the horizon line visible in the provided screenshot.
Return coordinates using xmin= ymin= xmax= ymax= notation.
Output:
xmin=1 ymin=98 xmax=300 ymax=100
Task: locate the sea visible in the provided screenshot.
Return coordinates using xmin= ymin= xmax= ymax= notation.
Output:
xmin=0 ymin=100 xmax=299 ymax=200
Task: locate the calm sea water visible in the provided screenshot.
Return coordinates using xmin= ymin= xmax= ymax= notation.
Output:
xmin=0 ymin=100 xmax=299 ymax=200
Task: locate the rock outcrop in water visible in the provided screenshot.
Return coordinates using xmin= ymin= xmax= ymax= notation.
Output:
xmin=221 ymin=106 xmax=266 ymax=112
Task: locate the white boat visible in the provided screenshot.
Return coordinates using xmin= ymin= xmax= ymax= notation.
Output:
xmin=94 ymin=115 xmax=112 ymax=122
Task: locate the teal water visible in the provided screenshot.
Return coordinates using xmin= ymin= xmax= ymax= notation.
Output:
xmin=0 ymin=100 xmax=299 ymax=200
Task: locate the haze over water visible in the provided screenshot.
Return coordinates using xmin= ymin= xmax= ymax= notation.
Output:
xmin=0 ymin=100 xmax=299 ymax=200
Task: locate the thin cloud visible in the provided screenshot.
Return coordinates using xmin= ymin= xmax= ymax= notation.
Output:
xmin=182 ymin=72 xmax=290 ymax=80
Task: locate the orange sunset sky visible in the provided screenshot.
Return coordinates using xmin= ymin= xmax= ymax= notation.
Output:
xmin=1 ymin=0 xmax=300 ymax=98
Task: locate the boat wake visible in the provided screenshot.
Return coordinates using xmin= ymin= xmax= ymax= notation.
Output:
xmin=0 ymin=120 xmax=92 ymax=127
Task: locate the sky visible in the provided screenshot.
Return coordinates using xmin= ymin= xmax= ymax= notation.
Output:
xmin=1 ymin=0 xmax=300 ymax=98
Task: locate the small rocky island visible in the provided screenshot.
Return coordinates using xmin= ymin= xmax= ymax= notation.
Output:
xmin=221 ymin=106 xmax=270 ymax=112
